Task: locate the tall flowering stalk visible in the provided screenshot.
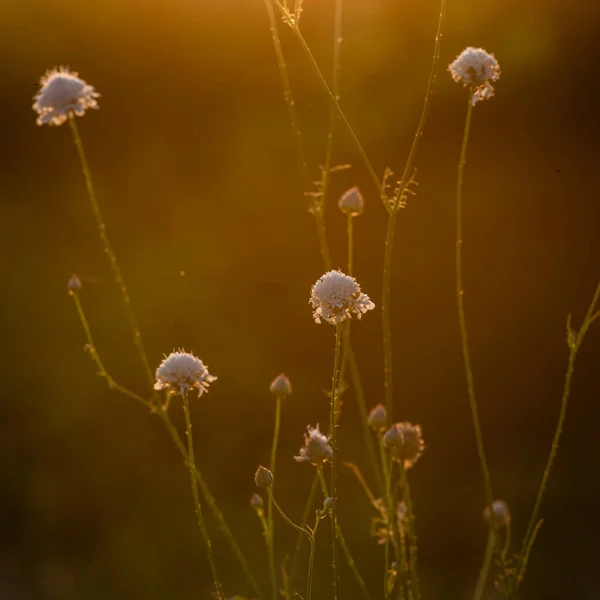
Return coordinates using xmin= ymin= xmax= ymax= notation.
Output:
xmin=39 ymin=69 xmax=262 ymax=598
xmin=310 ymin=270 xmax=375 ymax=597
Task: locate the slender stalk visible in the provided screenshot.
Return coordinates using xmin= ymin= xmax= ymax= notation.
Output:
xmin=317 ymin=467 xmax=372 ymax=600
xmin=383 ymin=450 xmax=394 ymax=599
xmin=381 ymin=209 xmax=398 ymax=422
xmin=267 ymin=489 xmax=315 ymax=600
xmin=455 ymin=94 xmax=494 ymax=512
xmin=346 ymin=215 xmax=354 ymax=276
xmin=329 ymin=322 xmax=343 ymax=599
xmin=263 ymin=0 xmax=308 ymax=186
xmin=518 ymin=282 xmax=600 ymax=579
xmin=182 ymin=391 xmax=224 ymax=600
xmin=472 ymin=528 xmax=496 ymax=600
xmin=398 ymin=463 xmax=420 ymax=600
xmin=266 ymin=396 xmax=282 ymax=600
xmin=289 ymin=473 xmax=320 ymax=596
xmin=68 ymin=117 xmax=155 ymax=390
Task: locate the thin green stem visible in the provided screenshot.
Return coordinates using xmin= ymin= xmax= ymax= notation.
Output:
xmin=381 ymin=209 xmax=398 ymax=422
xmin=68 ymin=117 xmax=154 ymax=390
xmin=518 ymin=281 xmax=600 ymax=581
xmin=329 ymin=323 xmax=343 ymax=599
xmin=472 ymin=529 xmax=496 ymax=600
xmin=455 ymin=94 xmax=494 ymax=512
xmin=317 ymin=467 xmax=372 ymax=600
xmin=263 ymin=0 xmax=308 ymax=187
xmin=69 ymin=293 xmax=263 ymax=598
xmin=347 ymin=215 xmax=354 ymax=276
xmin=268 ymin=489 xmax=312 ymax=540
xmin=267 ymin=396 xmax=282 ymax=600
xmin=289 ymin=473 xmax=319 ymax=596
xmin=182 ymin=392 xmax=224 ymax=600
xmin=383 ymin=450 xmax=394 ymax=599
xmin=398 ymin=463 xmax=420 ymax=600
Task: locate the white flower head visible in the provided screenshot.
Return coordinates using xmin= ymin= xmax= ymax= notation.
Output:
xmin=294 ymin=424 xmax=332 ymax=465
xmin=310 ymin=270 xmax=375 ymax=325
xmin=448 ymin=47 xmax=500 ymax=105
xmin=383 ymin=422 xmax=425 ymax=469
xmin=33 ymin=67 xmax=100 ymax=126
xmin=154 ymin=349 xmax=217 ymax=397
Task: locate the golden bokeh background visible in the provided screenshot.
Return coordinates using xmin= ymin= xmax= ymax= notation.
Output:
xmin=1 ymin=0 xmax=599 ymax=598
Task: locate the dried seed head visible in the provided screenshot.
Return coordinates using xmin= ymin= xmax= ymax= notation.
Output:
xmin=294 ymin=424 xmax=332 ymax=465
xmin=383 ymin=422 xmax=424 ymax=469
xmin=154 ymin=350 xmax=217 ymax=397
xmin=338 ymin=186 xmax=364 ymax=216
xmin=33 ymin=67 xmax=100 ymax=126
xmin=310 ymin=270 xmax=375 ymax=325
xmin=448 ymin=47 xmax=501 ymax=105
xmin=254 ymin=466 xmax=274 ymax=489
xmin=67 ymin=274 xmax=82 ymax=294
xmin=483 ymin=499 xmax=511 ymax=529
xmin=269 ymin=373 xmax=292 ymax=397
xmin=367 ymin=404 xmax=388 ymax=430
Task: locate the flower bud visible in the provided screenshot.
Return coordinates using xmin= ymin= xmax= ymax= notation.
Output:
xmin=383 ymin=422 xmax=424 ymax=468
xmin=483 ymin=499 xmax=511 ymax=530
xmin=250 ymin=493 xmax=264 ymax=511
xmin=269 ymin=373 xmax=292 ymax=397
xmin=383 ymin=425 xmax=402 ymax=448
xmin=323 ymin=497 xmax=336 ymax=511
xmin=68 ymin=274 xmax=82 ymax=294
xmin=254 ymin=466 xmax=274 ymax=489
xmin=367 ymin=404 xmax=387 ymax=430
xmin=338 ymin=186 xmax=364 ymax=216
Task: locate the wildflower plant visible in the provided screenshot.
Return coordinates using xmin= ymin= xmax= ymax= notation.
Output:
xmin=37 ymin=1 xmax=600 ymax=599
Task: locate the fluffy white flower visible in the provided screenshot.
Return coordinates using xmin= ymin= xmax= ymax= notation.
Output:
xmin=448 ymin=47 xmax=500 ymax=105
xmin=294 ymin=424 xmax=332 ymax=465
xmin=33 ymin=67 xmax=100 ymax=126
xmin=383 ymin=422 xmax=424 ymax=469
xmin=154 ymin=349 xmax=217 ymax=396
xmin=310 ymin=270 xmax=375 ymax=325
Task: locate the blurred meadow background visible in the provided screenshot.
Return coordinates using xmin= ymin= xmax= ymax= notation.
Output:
xmin=1 ymin=0 xmax=600 ymax=598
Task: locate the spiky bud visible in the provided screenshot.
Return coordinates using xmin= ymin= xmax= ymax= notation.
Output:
xmin=254 ymin=466 xmax=274 ymax=489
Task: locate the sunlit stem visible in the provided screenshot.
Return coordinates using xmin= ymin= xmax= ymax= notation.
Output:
xmin=68 ymin=117 xmax=155 ymax=390
xmin=266 ymin=395 xmax=282 ymax=599
xmin=456 ymin=93 xmax=494 ymax=514
xmin=398 ymin=462 xmax=420 ymax=600
xmin=267 ymin=489 xmax=315 ymax=600
xmin=289 ymin=473 xmax=320 ymax=596
xmin=182 ymin=391 xmax=225 ymax=600
xmin=472 ymin=528 xmax=496 ymax=600
xmin=329 ymin=322 xmax=343 ymax=598
xmin=383 ymin=449 xmax=394 ymax=599
xmin=69 ymin=293 xmax=263 ymax=598
xmin=517 ymin=281 xmax=600 ymax=586
xmin=317 ymin=467 xmax=372 ymax=600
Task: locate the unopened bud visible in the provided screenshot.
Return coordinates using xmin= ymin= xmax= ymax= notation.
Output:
xmin=483 ymin=499 xmax=511 ymax=530
xmin=323 ymin=497 xmax=336 ymax=511
xmin=367 ymin=404 xmax=387 ymax=429
xmin=254 ymin=466 xmax=274 ymax=489
xmin=250 ymin=493 xmax=264 ymax=511
xmin=68 ymin=274 xmax=82 ymax=294
xmin=269 ymin=373 xmax=292 ymax=397
xmin=338 ymin=186 xmax=364 ymax=216
xmin=383 ymin=424 xmax=402 ymax=448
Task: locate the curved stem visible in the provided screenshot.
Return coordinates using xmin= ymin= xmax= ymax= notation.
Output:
xmin=182 ymin=392 xmax=225 ymax=600
xmin=68 ymin=117 xmax=155 ymax=390
xmin=267 ymin=396 xmax=282 ymax=599
xmin=455 ymin=94 xmax=494 ymax=512
xmin=518 ymin=281 xmax=600 ymax=578
xmin=473 ymin=528 xmax=496 ymax=600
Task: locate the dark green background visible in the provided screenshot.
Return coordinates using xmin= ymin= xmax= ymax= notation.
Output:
xmin=1 ymin=0 xmax=599 ymax=598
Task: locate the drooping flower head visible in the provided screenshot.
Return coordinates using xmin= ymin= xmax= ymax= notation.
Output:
xmin=310 ymin=270 xmax=375 ymax=325
xmin=448 ymin=47 xmax=500 ymax=105
xmin=294 ymin=424 xmax=332 ymax=465
xmin=154 ymin=349 xmax=217 ymax=397
xmin=383 ymin=422 xmax=424 ymax=469
xmin=33 ymin=67 xmax=100 ymax=126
